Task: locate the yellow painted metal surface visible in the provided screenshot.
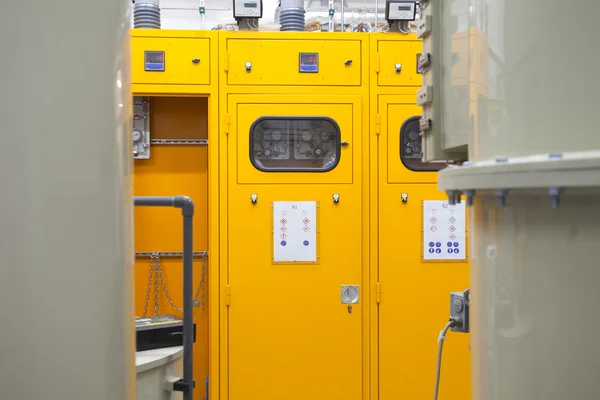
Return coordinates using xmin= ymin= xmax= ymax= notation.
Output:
xmin=219 ymin=32 xmax=371 ymax=400
xmin=376 ymin=39 xmax=422 ymax=87
xmin=132 ymin=31 xmax=211 ymax=86
xmin=377 ymin=95 xmax=471 ymax=400
xmin=131 ymin=29 xmax=220 ymax=400
xmin=129 ymin=30 xmax=471 ymax=400
xmin=226 ymin=96 xmax=363 ymax=400
xmin=371 ymin=32 xmax=471 ymax=400
xmin=226 ymin=37 xmax=361 ymax=86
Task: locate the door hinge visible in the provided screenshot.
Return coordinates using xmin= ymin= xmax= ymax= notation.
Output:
xmin=374 ymin=53 xmax=380 ymax=74
xmin=224 ymin=114 xmax=230 ymax=135
xmin=376 ymin=283 xmax=381 ymax=304
xmin=375 ymin=114 xmax=381 ymax=135
xmin=224 ymin=51 xmax=229 ymax=72
xmin=225 ymin=285 xmax=231 ymax=306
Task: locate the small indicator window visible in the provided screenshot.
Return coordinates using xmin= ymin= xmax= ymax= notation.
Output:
xmin=398 ymin=5 xmax=412 ymax=10
xmin=145 ymin=51 xmax=165 ymax=72
xmin=299 ymin=53 xmax=319 ymax=73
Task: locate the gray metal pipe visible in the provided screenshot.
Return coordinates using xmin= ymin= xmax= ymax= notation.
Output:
xmin=133 ymin=195 xmax=195 ymax=400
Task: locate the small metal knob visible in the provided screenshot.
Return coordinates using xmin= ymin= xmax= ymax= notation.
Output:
xmin=245 ymin=62 xmax=252 ymax=72
xmin=192 ymin=58 xmax=200 ymax=64
xmin=345 ymin=59 xmax=353 ymax=66
xmin=395 ymin=63 xmax=402 ymax=73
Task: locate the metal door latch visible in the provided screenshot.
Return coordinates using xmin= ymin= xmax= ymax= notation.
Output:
xmin=395 ymin=63 xmax=402 ymax=73
xmin=192 ymin=58 xmax=200 ymax=64
xmin=333 ymin=193 xmax=340 ymax=204
xmin=341 ymin=285 xmax=359 ymax=304
xmin=245 ymin=62 xmax=252 ymax=72
xmin=251 ymin=194 xmax=258 ymax=204
xmin=345 ymin=59 xmax=353 ymax=66
xmin=401 ymin=193 xmax=408 ymax=203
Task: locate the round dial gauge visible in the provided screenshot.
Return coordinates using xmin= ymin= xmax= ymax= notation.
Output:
xmin=408 ymin=130 xmax=420 ymax=141
xmin=271 ymin=130 xmax=283 ymax=141
xmin=301 ymin=130 xmax=312 ymax=142
xmin=132 ymin=129 xmax=143 ymax=142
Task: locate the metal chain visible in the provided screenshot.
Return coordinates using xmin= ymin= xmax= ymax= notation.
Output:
xmin=153 ymin=253 xmax=160 ymax=316
xmin=142 ymin=255 xmax=155 ymax=317
xmin=145 ymin=253 xmax=208 ymax=314
xmin=194 ymin=254 xmax=207 ymax=310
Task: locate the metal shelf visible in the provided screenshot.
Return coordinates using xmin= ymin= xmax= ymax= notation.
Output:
xmin=150 ymin=139 xmax=208 ymax=146
xmin=135 ymin=251 xmax=208 ymax=258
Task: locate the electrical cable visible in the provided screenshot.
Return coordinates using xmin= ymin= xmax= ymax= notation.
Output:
xmin=433 ymin=317 xmax=461 ymax=400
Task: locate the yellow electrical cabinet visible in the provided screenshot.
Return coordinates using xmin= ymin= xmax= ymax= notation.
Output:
xmin=219 ymin=32 xmax=370 ymax=400
xmin=131 ymin=29 xmax=219 ymax=400
xmin=370 ymin=34 xmax=471 ymax=400
xmin=129 ymin=29 xmax=471 ymax=400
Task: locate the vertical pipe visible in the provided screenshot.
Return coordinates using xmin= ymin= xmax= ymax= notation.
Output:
xmin=200 ymin=0 xmax=206 ymax=29
xmin=133 ymin=196 xmax=195 ymax=399
xmin=183 ymin=213 xmax=194 ymax=400
xmin=341 ymin=0 xmax=344 ymax=31
xmin=375 ymin=0 xmax=378 ymax=31
xmin=328 ymin=0 xmax=334 ymax=31
xmin=0 ymin=0 xmax=135 ymax=399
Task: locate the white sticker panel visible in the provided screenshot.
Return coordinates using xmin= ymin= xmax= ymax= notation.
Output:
xmin=423 ymin=200 xmax=466 ymax=261
xmin=273 ymin=201 xmax=317 ymax=263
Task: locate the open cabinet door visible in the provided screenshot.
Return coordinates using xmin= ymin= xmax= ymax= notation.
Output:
xmin=225 ymin=94 xmax=366 ymax=400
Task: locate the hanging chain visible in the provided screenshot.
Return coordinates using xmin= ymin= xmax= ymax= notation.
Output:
xmin=153 ymin=253 xmax=160 ymax=316
xmin=143 ymin=253 xmax=208 ymax=315
xmin=142 ymin=254 xmax=155 ymax=317
xmin=194 ymin=253 xmax=207 ymax=311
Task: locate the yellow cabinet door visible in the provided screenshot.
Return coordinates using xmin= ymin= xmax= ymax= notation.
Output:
xmin=226 ymin=95 xmax=365 ymax=400
xmin=378 ymin=95 xmax=471 ymax=400
xmin=132 ymin=37 xmax=210 ymax=85
xmin=382 ymin=95 xmax=441 ymax=184
xmin=377 ymin=40 xmax=421 ymax=87
xmin=226 ymin=39 xmax=362 ymax=86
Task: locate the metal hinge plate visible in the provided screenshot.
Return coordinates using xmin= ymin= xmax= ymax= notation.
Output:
xmin=376 ymin=283 xmax=381 ymax=304
xmin=224 ymin=114 xmax=230 ymax=134
xmin=225 ymin=285 xmax=231 ymax=306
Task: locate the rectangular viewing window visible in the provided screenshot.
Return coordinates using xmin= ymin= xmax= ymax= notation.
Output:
xmin=250 ymin=117 xmax=341 ymax=172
